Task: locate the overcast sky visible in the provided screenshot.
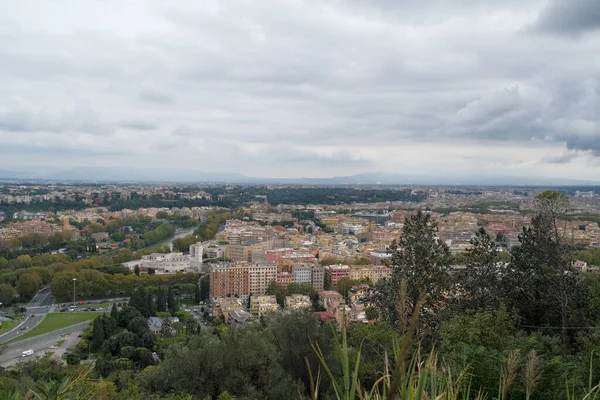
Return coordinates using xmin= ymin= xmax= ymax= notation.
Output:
xmin=1 ymin=0 xmax=599 ymax=180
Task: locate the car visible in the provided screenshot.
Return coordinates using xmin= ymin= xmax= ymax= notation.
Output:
xmin=78 ymin=301 xmax=85 ymax=305
xmin=30 ymin=314 xmax=35 ymax=318
xmin=20 ymin=326 xmax=27 ymax=330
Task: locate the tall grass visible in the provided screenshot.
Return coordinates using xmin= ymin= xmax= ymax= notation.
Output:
xmin=307 ymin=289 xmax=600 ymax=400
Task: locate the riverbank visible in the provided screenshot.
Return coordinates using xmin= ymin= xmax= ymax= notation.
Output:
xmin=143 ymin=225 xmax=198 ymax=252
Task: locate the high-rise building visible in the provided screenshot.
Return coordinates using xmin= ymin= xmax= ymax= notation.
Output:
xmin=189 ymin=242 xmax=203 ymax=263
xmin=311 ymin=265 xmax=325 ymax=292
xmin=209 ymin=263 xmax=249 ymax=299
xmin=248 ymin=263 xmax=277 ymax=295
xmin=324 ymin=265 xmax=351 ymax=288
xmin=293 ymin=264 xmax=313 ymax=284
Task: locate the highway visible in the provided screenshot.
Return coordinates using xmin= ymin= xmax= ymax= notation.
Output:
xmin=0 ymin=328 xmax=84 ymax=368
xmin=0 ymin=287 xmax=54 ymax=343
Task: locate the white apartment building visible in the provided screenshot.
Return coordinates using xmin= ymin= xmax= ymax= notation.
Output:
xmin=293 ymin=264 xmax=313 ymax=284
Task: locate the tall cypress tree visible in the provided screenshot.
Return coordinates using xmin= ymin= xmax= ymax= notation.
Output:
xmin=147 ymin=290 xmax=156 ymax=317
xmin=110 ymin=303 xmax=118 ymax=320
xmin=91 ymin=317 xmax=105 ymax=350
xmin=167 ymin=286 xmax=177 ymax=315
xmin=194 ymin=284 xmax=201 ymax=304
xmin=157 ymin=287 xmax=166 ymax=313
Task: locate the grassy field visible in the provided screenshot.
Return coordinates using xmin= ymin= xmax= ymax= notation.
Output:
xmin=0 ymin=320 xmax=16 ymax=335
xmin=8 ymin=312 xmax=102 ymax=343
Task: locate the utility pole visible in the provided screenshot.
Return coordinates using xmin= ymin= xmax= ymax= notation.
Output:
xmin=73 ymin=278 xmax=77 ymax=304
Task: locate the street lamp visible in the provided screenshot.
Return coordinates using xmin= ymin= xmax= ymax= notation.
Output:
xmin=72 ymin=278 xmax=77 ymax=304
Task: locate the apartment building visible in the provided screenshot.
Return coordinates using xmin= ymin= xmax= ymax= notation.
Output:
xmin=293 ymin=264 xmax=313 ymax=284
xmin=349 ymin=266 xmax=393 ymax=285
xmin=248 ymin=263 xmax=277 ymax=295
xmin=189 ymin=242 xmax=204 ymax=263
xmin=266 ymin=248 xmax=294 ymax=264
xmin=213 ymin=297 xmax=245 ymax=318
xmin=226 ymin=241 xmax=272 ymax=262
xmin=318 ymin=291 xmax=344 ymax=314
xmin=285 ymin=294 xmax=312 ymax=310
xmin=249 ymin=295 xmax=279 ymax=316
xmin=209 ymin=263 xmax=250 ymax=299
xmin=312 ymin=265 xmax=325 ymax=292
xmin=276 ymin=272 xmax=294 ymax=287
xmin=324 ymin=265 xmax=351 ymax=288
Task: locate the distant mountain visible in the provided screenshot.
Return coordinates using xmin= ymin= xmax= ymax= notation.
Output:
xmin=0 ymin=167 xmax=598 ymax=186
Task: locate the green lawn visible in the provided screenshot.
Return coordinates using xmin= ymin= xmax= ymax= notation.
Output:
xmin=7 ymin=312 xmax=102 ymax=343
xmin=0 ymin=320 xmax=16 ymax=335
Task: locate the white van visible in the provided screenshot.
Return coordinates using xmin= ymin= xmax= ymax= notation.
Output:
xmin=21 ymin=349 xmax=34 ymax=357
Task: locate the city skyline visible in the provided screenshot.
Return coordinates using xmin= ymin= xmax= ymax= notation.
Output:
xmin=1 ymin=0 xmax=600 ymax=181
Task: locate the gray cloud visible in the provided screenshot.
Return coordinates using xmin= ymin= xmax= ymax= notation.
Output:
xmin=534 ymin=0 xmax=600 ymax=36
xmin=0 ymin=1 xmax=599 ymax=180
xmin=138 ymin=88 xmax=174 ymax=104
xmin=566 ymin=135 xmax=600 ymax=155
xmin=119 ymin=120 xmax=158 ymax=131
xmin=542 ymin=151 xmax=585 ymax=164
xmin=0 ymin=98 xmax=113 ymax=135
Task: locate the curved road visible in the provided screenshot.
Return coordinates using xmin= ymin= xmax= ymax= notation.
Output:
xmin=0 ymin=287 xmax=54 ymax=343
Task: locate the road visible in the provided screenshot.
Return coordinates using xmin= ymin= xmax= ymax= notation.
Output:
xmin=0 ymin=329 xmax=83 ymax=368
xmin=0 ymin=287 xmax=54 ymax=343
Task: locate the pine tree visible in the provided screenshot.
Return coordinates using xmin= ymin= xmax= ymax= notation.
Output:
xmin=134 ymin=265 xmax=140 ymax=276
xmin=167 ymin=286 xmax=177 ymax=315
xmin=110 ymin=303 xmax=118 ymax=320
xmin=372 ymin=211 xmax=451 ymax=335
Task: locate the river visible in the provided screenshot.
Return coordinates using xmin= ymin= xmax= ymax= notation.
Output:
xmin=145 ymin=226 xmax=198 ymax=252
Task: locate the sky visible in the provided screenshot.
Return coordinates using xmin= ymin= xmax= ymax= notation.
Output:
xmin=0 ymin=0 xmax=599 ymax=181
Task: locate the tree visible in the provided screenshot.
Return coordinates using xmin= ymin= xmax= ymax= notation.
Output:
xmin=17 ymin=272 xmax=42 ymax=299
xmin=147 ymin=290 xmax=156 ymax=317
xmin=16 ymin=255 xmax=33 ymax=268
xmin=92 ymin=317 xmax=106 ymax=350
xmin=167 ymin=286 xmax=177 ymax=315
xmin=194 ymin=284 xmax=201 ymax=304
xmin=504 ymin=191 xmax=577 ymax=343
xmin=199 ymin=275 xmax=210 ymax=302
xmin=130 ymin=288 xmax=150 ymax=317
xmin=156 ymin=287 xmax=167 ymax=313
xmin=66 ymin=353 xmax=81 ymax=365
xmin=134 ymin=265 xmax=140 ymax=276
xmin=110 ymin=303 xmax=119 ymax=320
xmin=336 ymin=277 xmax=361 ymax=300
xmin=456 ymin=227 xmax=503 ymax=311
xmin=372 ymin=211 xmax=451 ymax=335
xmin=0 ymin=283 xmax=16 ymax=306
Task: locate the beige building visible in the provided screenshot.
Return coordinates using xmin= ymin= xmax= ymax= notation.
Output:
xmin=312 ymin=265 xmax=325 ymax=292
xmin=226 ymin=241 xmax=272 ymax=262
xmin=249 ymin=263 xmax=277 ymax=295
xmin=250 ymin=295 xmax=279 ymax=316
xmin=285 ymin=294 xmax=312 ymax=310
xmin=349 ymin=266 xmax=393 ymax=285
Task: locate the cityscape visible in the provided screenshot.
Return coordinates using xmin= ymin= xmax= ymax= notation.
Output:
xmin=1 ymin=0 xmax=600 ymax=399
